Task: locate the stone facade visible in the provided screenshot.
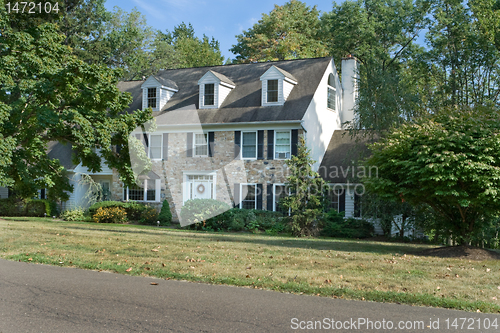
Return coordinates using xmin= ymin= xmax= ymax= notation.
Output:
xmin=110 ymin=129 xmax=303 ymax=222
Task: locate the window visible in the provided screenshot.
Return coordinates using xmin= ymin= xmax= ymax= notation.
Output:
xmin=241 ymin=184 xmax=256 ymax=209
xmin=267 ymin=79 xmax=278 ymax=103
xmin=354 ymin=193 xmax=362 ymax=217
xmin=275 ymin=131 xmax=291 ymax=159
xmin=241 ymin=131 xmax=257 ymax=159
xmin=124 ymin=179 xmax=158 ymax=202
xmin=327 ymin=74 xmax=336 ymax=110
xmin=194 ymin=133 xmax=208 ymax=156
xmin=147 ymin=88 xmax=157 ymax=108
xmin=327 ymin=188 xmax=341 ymax=212
xmin=149 ymin=134 xmax=162 ymax=159
xmin=204 ymin=83 xmax=215 ymax=106
xmin=273 ymin=184 xmax=289 ymax=214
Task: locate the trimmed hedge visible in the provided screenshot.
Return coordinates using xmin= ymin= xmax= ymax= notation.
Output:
xmin=180 ymin=199 xmax=231 ymax=228
xmin=88 ymin=201 xmax=147 ymax=221
xmin=93 ymin=207 xmax=127 ymax=223
xmin=321 ymin=209 xmax=374 ymax=238
xmin=158 ymin=200 xmax=172 ymax=226
xmin=0 ymin=198 xmax=52 ymax=217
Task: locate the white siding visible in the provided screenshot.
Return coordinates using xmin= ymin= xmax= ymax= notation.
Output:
xmin=302 ymin=59 xmax=342 ymax=170
xmin=218 ymin=85 xmax=232 ymax=108
xmin=0 ymin=186 xmax=8 ymax=199
xmin=344 ymin=189 xmax=355 ymax=218
xmin=283 ymin=80 xmax=294 ymax=100
xmin=159 ymin=88 xmax=174 ymax=110
xmin=341 ymin=57 xmax=359 ymax=127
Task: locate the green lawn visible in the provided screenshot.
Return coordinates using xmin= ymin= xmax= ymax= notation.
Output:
xmin=1 ymin=217 xmax=500 ymax=313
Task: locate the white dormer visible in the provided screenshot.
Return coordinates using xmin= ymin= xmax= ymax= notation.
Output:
xmin=141 ymin=75 xmax=178 ymax=112
xmin=198 ymin=70 xmax=235 ymax=109
xmin=260 ymin=65 xmax=297 ymax=106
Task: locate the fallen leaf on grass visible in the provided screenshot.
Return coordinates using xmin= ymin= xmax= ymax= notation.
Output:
xmin=150 ymin=282 xmax=158 ymax=285
xmin=28 ymin=258 xmax=32 ymax=261
xmin=126 ymin=267 xmax=132 ymax=272
xmin=151 ymin=249 xmax=159 ymax=252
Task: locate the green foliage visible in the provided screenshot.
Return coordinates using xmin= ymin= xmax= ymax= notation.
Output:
xmin=158 ymin=200 xmax=172 ymax=226
xmin=88 ymin=201 xmax=146 ymax=221
xmin=470 ymin=0 xmax=500 ymax=52
xmin=321 ymin=209 xmax=374 ymax=238
xmin=60 ymin=208 xmax=86 ymax=222
xmin=180 ymin=199 xmax=231 ymax=227
xmin=231 ymin=0 xmax=327 ymax=62
xmin=365 ymin=106 xmax=500 ymax=244
xmin=139 ymin=206 xmax=159 ymax=225
xmin=281 ymin=137 xmax=326 ymax=236
xmin=161 ymin=22 xmax=225 ymax=68
xmin=92 ymin=206 xmax=127 ymax=223
xmin=0 ymin=198 xmax=50 ymax=217
xmin=0 ymin=11 xmax=152 ymax=200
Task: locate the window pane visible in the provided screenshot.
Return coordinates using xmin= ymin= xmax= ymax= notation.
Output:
xmin=147 ymin=189 xmax=155 ymax=201
xmin=150 ymin=147 xmax=161 ymax=159
xmin=242 ymin=185 xmax=256 ymax=209
xmin=195 ymin=145 xmax=208 ymax=156
xmin=205 ymin=83 xmax=215 ymax=105
xmin=274 ymin=185 xmax=288 ymax=214
xmin=150 ymin=135 xmax=161 ymax=147
xmin=328 ymin=189 xmax=339 ymax=212
xmin=195 ymin=133 xmax=207 ymax=145
xmin=267 ymin=80 xmax=278 ymax=102
xmin=148 ymin=88 xmax=157 ymax=108
xmin=275 ymin=131 xmax=290 ymax=159
xmin=327 ymin=87 xmax=335 ymax=110
xmin=242 ymin=132 xmax=256 ymax=158
xmin=194 ymin=133 xmax=208 ymax=156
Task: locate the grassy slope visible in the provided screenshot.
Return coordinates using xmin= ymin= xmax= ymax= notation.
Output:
xmin=1 ymin=217 xmax=499 ymax=313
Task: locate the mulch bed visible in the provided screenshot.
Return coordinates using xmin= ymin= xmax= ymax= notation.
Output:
xmin=415 ymin=245 xmax=500 ymax=261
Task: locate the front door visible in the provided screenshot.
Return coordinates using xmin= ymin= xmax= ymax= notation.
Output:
xmin=187 ymin=175 xmax=214 ymax=200
xmin=99 ymin=180 xmax=111 ymax=201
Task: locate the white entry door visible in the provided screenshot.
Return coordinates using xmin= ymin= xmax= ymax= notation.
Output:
xmin=187 ymin=175 xmax=214 ymax=200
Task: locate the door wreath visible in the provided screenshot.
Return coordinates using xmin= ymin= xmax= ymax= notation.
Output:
xmin=197 ymin=184 xmax=205 ymax=193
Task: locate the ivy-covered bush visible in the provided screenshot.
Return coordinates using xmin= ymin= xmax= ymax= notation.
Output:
xmin=139 ymin=206 xmax=159 ymax=225
xmin=0 ymin=198 xmax=51 ymax=217
xmin=321 ymin=209 xmax=374 ymax=238
xmin=93 ymin=207 xmax=127 ymax=223
xmin=180 ymin=199 xmax=231 ymax=229
xmin=88 ymin=201 xmax=146 ymax=221
xmin=60 ymin=208 xmax=86 ymax=221
xmin=158 ymin=200 xmax=172 ymax=226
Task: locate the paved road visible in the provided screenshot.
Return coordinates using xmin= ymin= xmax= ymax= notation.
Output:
xmin=0 ymin=259 xmax=499 ymax=332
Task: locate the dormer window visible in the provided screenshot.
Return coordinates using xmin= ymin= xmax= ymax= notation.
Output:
xmin=147 ymin=88 xmax=157 ymax=108
xmin=327 ymin=73 xmax=336 ymax=111
xmin=198 ymin=70 xmax=235 ymax=109
xmin=204 ymin=84 xmax=215 ymax=106
xmin=267 ymin=80 xmax=279 ymax=103
xmin=141 ymin=75 xmax=178 ymax=111
xmin=260 ymin=65 xmax=297 ymax=106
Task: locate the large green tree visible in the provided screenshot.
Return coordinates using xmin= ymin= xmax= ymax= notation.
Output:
xmin=365 ymin=106 xmax=500 ymax=244
xmin=321 ymin=0 xmax=430 ymax=134
xmin=0 ymin=4 xmax=151 ymax=200
xmin=230 ymin=0 xmax=327 ymax=63
xmin=160 ymin=22 xmax=225 ymax=68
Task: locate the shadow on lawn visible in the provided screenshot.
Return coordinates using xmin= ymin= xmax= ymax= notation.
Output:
xmin=62 ymin=225 xmax=426 ymax=256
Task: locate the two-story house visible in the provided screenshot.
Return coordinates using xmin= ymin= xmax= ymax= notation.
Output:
xmin=1 ymin=56 xmax=364 ymax=223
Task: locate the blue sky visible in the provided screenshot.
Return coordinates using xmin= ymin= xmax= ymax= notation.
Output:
xmin=103 ymin=0 xmax=336 ymax=61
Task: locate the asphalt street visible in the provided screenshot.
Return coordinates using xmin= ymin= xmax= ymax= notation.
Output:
xmin=0 ymin=258 xmax=499 ymax=332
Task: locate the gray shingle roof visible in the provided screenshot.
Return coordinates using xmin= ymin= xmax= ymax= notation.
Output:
xmin=153 ymin=75 xmax=178 ymax=90
xmin=319 ymin=130 xmax=376 ymax=183
xmin=118 ymin=57 xmax=331 ymax=124
xmin=209 ymin=70 xmax=235 ymax=86
xmin=274 ymin=66 xmax=297 ymax=82
xmin=47 ymin=141 xmax=77 ymax=170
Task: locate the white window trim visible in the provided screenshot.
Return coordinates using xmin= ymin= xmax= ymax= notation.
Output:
xmin=274 ymin=130 xmax=291 ymax=160
xmin=273 ymin=183 xmax=291 ymax=215
xmin=267 ymin=79 xmax=279 ymax=103
xmin=182 ymin=171 xmax=217 ymax=204
xmin=327 ymin=85 xmax=336 ymax=111
xmin=148 ymin=133 xmax=162 ymax=160
xmin=124 ymin=179 xmax=161 ymax=202
xmin=147 ymin=87 xmax=158 ymax=109
xmin=241 ymin=131 xmax=258 ymax=160
xmin=240 ymin=183 xmax=257 ymax=209
xmin=204 ymin=83 xmax=215 ymax=106
xmin=193 ymin=133 xmax=209 ymax=157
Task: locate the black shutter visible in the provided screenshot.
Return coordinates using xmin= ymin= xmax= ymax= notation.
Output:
xmin=291 ymin=129 xmax=299 ymax=156
xmin=234 ymin=131 xmax=241 ymax=158
xmin=266 ymin=184 xmax=273 ymax=211
xmin=136 ymin=134 xmax=147 ymax=153
xmin=116 ymin=145 xmax=121 ymax=154
xmin=257 ymin=130 xmax=264 ymax=160
xmin=40 ymin=189 xmax=45 ymax=200
xmin=186 ymin=132 xmax=193 ymax=157
xmin=339 ymin=188 xmax=346 ymax=213
xmin=256 ymin=184 xmax=263 ymax=210
xmin=267 ymin=130 xmax=274 ymax=160
xmin=162 ymin=133 xmax=168 ymax=161
xmin=234 ymin=183 xmax=240 ymax=208
xmin=208 ymin=131 xmax=215 ymax=157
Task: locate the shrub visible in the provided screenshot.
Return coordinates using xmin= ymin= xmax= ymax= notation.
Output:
xmin=180 ymin=199 xmax=231 ymax=228
xmin=93 ymin=207 xmax=127 ymax=223
xmin=88 ymin=201 xmax=146 ymax=221
xmin=158 ymin=200 xmax=172 ymax=226
xmin=321 ymin=209 xmax=374 ymax=238
xmin=0 ymin=198 xmax=51 ymax=217
xmin=139 ymin=206 xmax=159 ymax=225
xmin=60 ymin=208 xmax=86 ymax=221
